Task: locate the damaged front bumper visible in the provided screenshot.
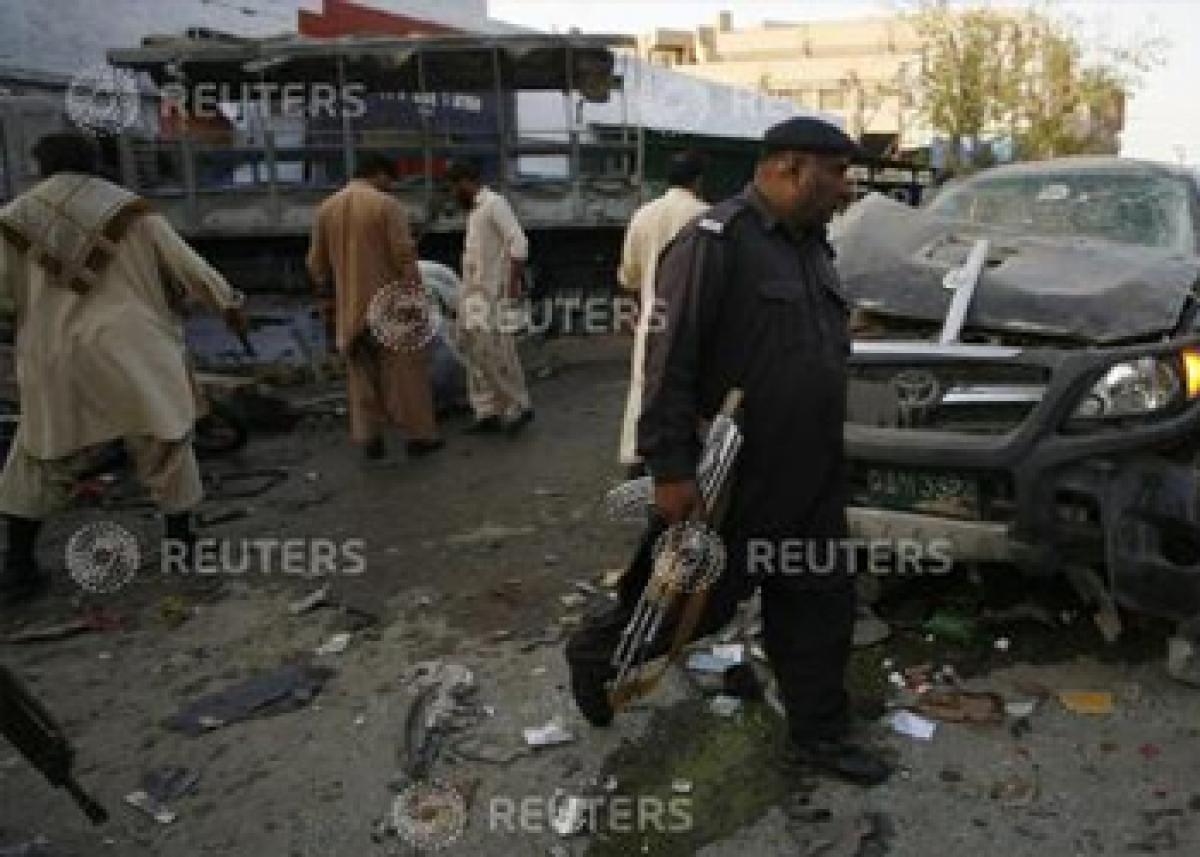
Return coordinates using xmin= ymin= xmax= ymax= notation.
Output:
xmin=845 ymin=337 xmax=1200 ymax=620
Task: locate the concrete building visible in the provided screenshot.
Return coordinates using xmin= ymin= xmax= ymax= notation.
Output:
xmin=637 ymin=11 xmax=928 ymax=156
xmin=637 ymin=10 xmax=1127 ymax=162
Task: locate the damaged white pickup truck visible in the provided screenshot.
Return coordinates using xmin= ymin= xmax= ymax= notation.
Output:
xmin=833 ymin=156 xmax=1200 ymax=682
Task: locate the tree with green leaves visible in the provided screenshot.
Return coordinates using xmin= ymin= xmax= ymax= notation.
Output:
xmin=910 ymin=1 xmax=1163 ymax=171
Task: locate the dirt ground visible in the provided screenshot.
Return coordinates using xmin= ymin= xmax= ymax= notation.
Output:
xmin=2 ymin=335 xmax=1199 ymax=857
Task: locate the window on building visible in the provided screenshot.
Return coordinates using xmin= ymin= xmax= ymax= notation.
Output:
xmin=819 ymin=89 xmax=846 ymax=110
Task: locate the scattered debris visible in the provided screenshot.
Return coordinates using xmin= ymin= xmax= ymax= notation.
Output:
xmin=990 ymin=774 xmax=1039 ymax=807
xmin=981 ymin=601 xmax=1058 ymax=628
xmin=1058 ymin=690 xmax=1115 ymax=715
xmin=315 ymin=633 xmax=352 ymax=656
xmin=164 ymin=664 xmax=334 ymax=736
xmin=599 ymin=569 xmax=625 ymax=589
xmin=915 ymin=691 xmax=1004 ymax=724
xmin=0 ymin=837 xmax=54 ymax=857
xmin=853 ymin=608 xmax=892 ymax=648
xmin=5 ymin=609 xmax=125 ymax=644
xmin=124 ymin=789 xmax=176 ymax=824
xmin=1005 ymin=700 xmax=1039 ymax=719
xmin=711 ymin=643 xmax=745 ymax=663
xmin=722 ymin=663 xmax=764 ymax=700
xmin=786 ymin=811 xmax=892 ymax=857
xmin=519 ymin=626 xmax=564 ymax=652
xmin=402 ymin=662 xmax=477 ymax=779
xmin=524 ymin=717 xmax=575 ymax=748
xmin=708 ymin=695 xmax=742 ymax=717
xmin=445 ymin=523 xmax=536 ymax=547
xmin=1167 ymin=636 xmax=1200 ymax=687
xmin=452 ymin=737 xmax=528 ymax=765
xmin=198 ymin=508 xmax=251 ymax=527
xmin=790 ymin=807 xmax=833 ymax=824
xmin=551 ymin=794 xmax=588 ymax=837
xmin=922 ymin=611 xmax=977 ymax=644
xmin=686 ymin=649 xmax=742 ymax=674
xmin=159 ymin=595 xmax=191 ymax=629
xmin=888 ymin=710 xmax=937 ymax=741
xmin=141 ymin=766 xmax=200 ymax=803
xmin=205 ymin=467 xmax=288 ymax=500
xmin=559 ymin=593 xmax=586 ymax=609
xmin=1139 ymin=743 xmax=1162 ymax=761
xmin=289 ymin=584 xmax=331 ymax=615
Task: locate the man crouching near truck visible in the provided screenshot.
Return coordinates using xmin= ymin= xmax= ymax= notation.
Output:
xmin=0 ymin=132 xmax=249 ymax=603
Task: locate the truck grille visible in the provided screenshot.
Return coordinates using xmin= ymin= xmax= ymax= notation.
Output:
xmin=846 ymin=361 xmax=1049 ymax=435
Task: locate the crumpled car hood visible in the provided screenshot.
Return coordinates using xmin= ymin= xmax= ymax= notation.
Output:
xmin=830 ymin=193 xmax=1200 ymax=343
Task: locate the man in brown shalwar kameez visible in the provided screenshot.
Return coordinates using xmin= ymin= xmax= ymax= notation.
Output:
xmin=307 ymin=154 xmax=442 ymax=460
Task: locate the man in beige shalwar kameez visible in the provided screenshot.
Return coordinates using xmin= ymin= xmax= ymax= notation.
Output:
xmin=446 ymin=161 xmax=533 ymax=436
xmin=616 ymin=152 xmax=707 ymax=476
xmin=307 ymin=154 xmax=442 ymax=460
xmin=0 ymin=134 xmax=248 ymax=602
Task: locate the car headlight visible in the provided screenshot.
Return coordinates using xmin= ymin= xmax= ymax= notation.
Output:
xmin=1071 ymin=356 xmax=1187 ymax=420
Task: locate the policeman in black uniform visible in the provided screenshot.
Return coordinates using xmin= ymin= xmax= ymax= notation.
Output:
xmin=566 ymin=117 xmax=890 ymax=786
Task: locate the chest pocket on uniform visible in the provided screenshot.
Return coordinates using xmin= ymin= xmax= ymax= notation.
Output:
xmin=757 ymin=279 xmax=817 ymax=354
xmin=757 ymin=277 xmax=850 ymax=358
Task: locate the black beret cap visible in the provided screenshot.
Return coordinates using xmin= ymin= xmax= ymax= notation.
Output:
xmin=763 ymin=116 xmax=860 ymax=156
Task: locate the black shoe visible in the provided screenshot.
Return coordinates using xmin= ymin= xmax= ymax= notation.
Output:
xmin=1 ymin=516 xmax=48 ymax=604
xmin=162 ymin=511 xmax=199 ymax=574
xmin=567 ymin=660 xmax=614 ymax=727
xmin=362 ymin=437 xmax=386 ymax=460
xmin=505 ymin=409 xmax=534 ymax=436
xmin=465 ymin=416 xmax=503 ymax=434
xmin=406 ymin=438 xmax=445 ymax=458
xmin=787 ymin=740 xmax=893 ymax=787
xmin=0 ymin=561 xmax=49 ymax=604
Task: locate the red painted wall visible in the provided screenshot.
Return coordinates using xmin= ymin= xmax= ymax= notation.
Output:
xmin=298 ymin=0 xmax=462 ymax=38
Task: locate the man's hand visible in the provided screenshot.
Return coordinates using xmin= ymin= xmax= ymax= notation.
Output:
xmin=508 ymin=259 xmax=526 ymax=300
xmin=223 ymin=306 xmax=250 ymax=340
xmin=653 ymin=479 xmax=699 ymax=525
xmin=223 ymin=306 xmax=254 ymax=356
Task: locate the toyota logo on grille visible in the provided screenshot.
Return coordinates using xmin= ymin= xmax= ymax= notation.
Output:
xmin=891 ymin=370 xmax=942 ymax=408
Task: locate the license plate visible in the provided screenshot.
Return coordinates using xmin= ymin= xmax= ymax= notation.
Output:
xmin=857 ymin=467 xmax=980 ymax=519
